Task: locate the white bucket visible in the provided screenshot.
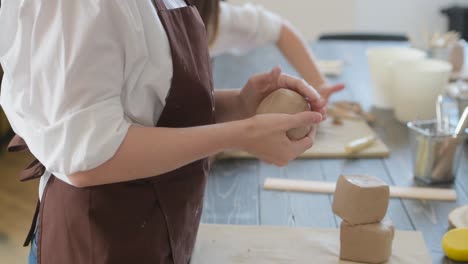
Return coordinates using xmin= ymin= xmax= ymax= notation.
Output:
xmin=392 ymin=59 xmax=452 ymax=123
xmin=367 ymin=47 xmax=426 ymax=109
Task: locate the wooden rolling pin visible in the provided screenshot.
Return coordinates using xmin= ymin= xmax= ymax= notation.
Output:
xmin=264 ymin=178 xmax=457 ymax=201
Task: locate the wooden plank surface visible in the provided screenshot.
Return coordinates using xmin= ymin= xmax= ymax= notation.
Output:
xmin=219 ymin=118 xmax=390 ymax=159
xmin=202 ymin=160 xmax=259 ymax=225
xmin=258 ymin=160 xmax=336 ymax=228
xmin=191 ymin=224 xmax=432 ymax=264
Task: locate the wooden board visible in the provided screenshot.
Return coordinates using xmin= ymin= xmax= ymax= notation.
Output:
xmin=218 ymin=118 xmax=390 ymax=159
xmin=263 ymin=178 xmax=457 ymax=201
xmin=191 ymin=224 xmax=432 ymax=264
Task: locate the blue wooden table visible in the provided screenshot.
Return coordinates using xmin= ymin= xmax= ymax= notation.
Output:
xmin=202 ymin=41 xmax=468 ymax=264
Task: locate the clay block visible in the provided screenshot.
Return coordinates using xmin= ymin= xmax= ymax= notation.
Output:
xmin=256 ymin=88 xmax=311 ymax=140
xmin=340 ymin=219 xmax=394 ymax=263
xmin=333 ymin=175 xmax=389 ymax=225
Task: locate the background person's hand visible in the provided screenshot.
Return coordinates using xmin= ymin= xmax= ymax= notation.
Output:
xmin=238 ymin=111 xmax=322 ymax=166
xmin=317 ymin=83 xmax=345 ymax=103
xmin=237 ymin=67 xmax=327 ymax=119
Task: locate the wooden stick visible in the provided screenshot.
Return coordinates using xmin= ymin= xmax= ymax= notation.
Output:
xmin=263 ymin=178 xmax=457 ymax=201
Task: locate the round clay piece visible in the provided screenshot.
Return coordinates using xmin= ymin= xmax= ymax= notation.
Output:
xmin=256 ymin=88 xmax=311 ymax=140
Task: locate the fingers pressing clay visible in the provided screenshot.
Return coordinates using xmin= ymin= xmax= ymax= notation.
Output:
xmin=256 ymin=88 xmax=313 ymax=140
xmin=333 ymin=175 xmax=389 ymax=225
xmin=340 ymin=219 xmax=395 ymax=264
xmin=277 ymin=74 xmax=324 ymax=107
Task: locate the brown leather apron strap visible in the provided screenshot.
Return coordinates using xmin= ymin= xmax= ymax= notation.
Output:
xmin=7 ymin=134 xmax=28 ymax=152
xmin=7 ymin=134 xmax=45 ymax=181
xmin=20 ymin=159 xmax=46 ymax=181
xmin=23 ymin=200 xmax=40 ymax=247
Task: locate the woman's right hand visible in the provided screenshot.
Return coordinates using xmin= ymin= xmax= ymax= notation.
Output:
xmin=238 ymin=111 xmax=323 ymax=166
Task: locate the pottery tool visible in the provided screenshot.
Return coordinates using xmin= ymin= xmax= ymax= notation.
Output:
xmin=328 ymin=101 xmax=376 ymax=123
xmin=455 ymin=107 xmax=468 ymax=136
xmin=344 ymin=135 xmax=377 ymax=154
xmin=436 ymin=95 xmax=445 ymax=134
xmin=428 ymin=31 xmax=461 ymax=49
xmin=448 ymin=205 xmax=468 ymax=228
xmin=263 ymin=178 xmax=457 ymax=201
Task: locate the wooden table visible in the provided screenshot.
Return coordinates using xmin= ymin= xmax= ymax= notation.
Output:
xmin=202 ymin=41 xmax=468 ymax=264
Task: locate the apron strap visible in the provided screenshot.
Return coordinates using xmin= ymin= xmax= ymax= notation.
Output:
xmin=7 ymin=135 xmax=28 ymax=152
xmin=23 ymin=200 xmax=40 ymax=247
xmin=7 ymin=134 xmax=45 ymax=181
xmin=152 ymin=0 xmax=193 ymax=12
xmin=20 ymin=159 xmax=45 ymax=181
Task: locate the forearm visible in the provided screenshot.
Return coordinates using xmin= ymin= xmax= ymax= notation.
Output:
xmin=215 ymin=89 xmax=247 ymax=122
xmin=276 ymin=22 xmax=326 ymax=88
xmin=68 ymin=122 xmax=245 ymax=187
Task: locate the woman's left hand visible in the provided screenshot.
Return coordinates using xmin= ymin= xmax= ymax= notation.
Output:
xmin=238 ymin=67 xmax=327 ymax=119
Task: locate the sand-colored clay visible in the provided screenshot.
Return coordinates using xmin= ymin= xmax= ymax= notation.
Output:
xmin=256 ymin=88 xmax=311 ymax=140
xmin=340 ymin=219 xmax=395 ymax=264
xmin=333 ymin=175 xmax=389 ymax=225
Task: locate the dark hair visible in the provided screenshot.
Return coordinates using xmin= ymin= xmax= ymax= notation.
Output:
xmin=193 ymin=0 xmax=220 ymax=46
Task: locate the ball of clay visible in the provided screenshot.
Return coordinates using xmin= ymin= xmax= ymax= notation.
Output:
xmin=333 ymin=175 xmax=390 ymax=225
xmin=340 ymin=219 xmax=395 ymax=264
xmin=256 ymin=88 xmax=311 ymax=140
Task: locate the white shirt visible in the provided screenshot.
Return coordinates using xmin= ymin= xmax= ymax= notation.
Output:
xmin=0 ymin=0 xmax=282 ymax=197
xmin=210 ymin=2 xmax=283 ymax=57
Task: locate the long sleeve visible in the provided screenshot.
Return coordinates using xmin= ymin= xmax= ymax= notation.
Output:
xmin=0 ymin=0 xmax=137 ymax=182
xmin=209 ymin=2 xmax=283 ymax=57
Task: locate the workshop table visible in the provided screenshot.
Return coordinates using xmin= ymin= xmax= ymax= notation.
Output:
xmin=202 ymin=40 xmax=468 ymax=264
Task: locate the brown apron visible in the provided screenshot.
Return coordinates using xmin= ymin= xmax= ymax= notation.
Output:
xmin=7 ymin=0 xmax=215 ymax=263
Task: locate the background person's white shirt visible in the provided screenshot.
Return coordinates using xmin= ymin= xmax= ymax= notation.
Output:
xmin=210 ymin=2 xmax=282 ymax=57
xmin=0 ymin=0 xmax=282 ymax=198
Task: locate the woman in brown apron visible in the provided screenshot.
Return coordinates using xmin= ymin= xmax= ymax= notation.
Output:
xmin=0 ymin=0 xmax=325 ymax=263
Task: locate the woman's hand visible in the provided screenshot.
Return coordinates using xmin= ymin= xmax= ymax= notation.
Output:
xmin=237 ymin=67 xmax=327 ymax=119
xmin=237 ymin=111 xmax=322 ymax=166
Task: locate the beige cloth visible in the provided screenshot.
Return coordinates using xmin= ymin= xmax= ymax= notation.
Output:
xmin=191 ymin=224 xmax=431 ymax=264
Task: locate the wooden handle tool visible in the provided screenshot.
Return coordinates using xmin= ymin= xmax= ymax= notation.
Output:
xmin=345 ymin=135 xmax=377 ymax=154
xmin=263 ymin=178 xmax=457 ymax=201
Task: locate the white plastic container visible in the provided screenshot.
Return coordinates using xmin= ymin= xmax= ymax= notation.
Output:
xmin=392 ymin=59 xmax=452 ymax=123
xmin=367 ymin=47 xmax=426 ymax=109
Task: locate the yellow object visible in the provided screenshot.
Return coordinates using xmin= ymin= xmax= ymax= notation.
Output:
xmin=345 ymin=135 xmax=376 ymax=154
xmin=442 ymin=228 xmax=468 ymax=261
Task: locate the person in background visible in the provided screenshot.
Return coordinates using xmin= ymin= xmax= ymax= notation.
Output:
xmin=195 ymin=0 xmax=345 ymax=101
